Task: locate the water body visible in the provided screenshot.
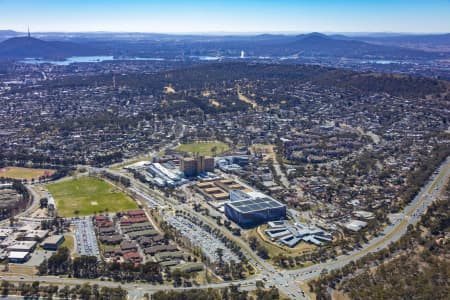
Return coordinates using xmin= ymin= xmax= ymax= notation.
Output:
xmin=21 ymin=56 xmax=166 ymax=65
xmin=190 ymin=55 xmax=222 ymax=61
xmin=20 ymin=55 xmax=413 ymax=66
xmin=362 ymin=59 xmax=401 ymax=64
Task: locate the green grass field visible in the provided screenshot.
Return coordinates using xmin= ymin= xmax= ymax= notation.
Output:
xmin=47 ymin=177 xmax=137 ymax=217
xmin=61 ymin=234 xmax=75 ymax=252
xmin=0 ymin=166 xmax=55 ymax=180
xmin=175 ymin=141 xmax=229 ymax=156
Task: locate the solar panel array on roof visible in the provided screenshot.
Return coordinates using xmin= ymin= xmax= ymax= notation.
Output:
xmin=266 ymin=201 xmax=281 ymax=208
xmin=225 ymin=194 xmax=286 ymax=227
xmin=228 ymin=197 xmax=284 ymax=213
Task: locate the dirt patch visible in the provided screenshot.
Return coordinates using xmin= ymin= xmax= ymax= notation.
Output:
xmin=2 ymin=264 xmax=37 ymax=276
xmin=0 ymin=167 xmax=55 ymax=180
xmin=333 ymin=290 xmax=351 ymax=300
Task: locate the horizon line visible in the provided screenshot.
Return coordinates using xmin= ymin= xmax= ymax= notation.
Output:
xmin=2 ymin=30 xmax=450 ymax=36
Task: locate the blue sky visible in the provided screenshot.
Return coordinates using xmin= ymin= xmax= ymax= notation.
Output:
xmin=1 ymin=0 xmax=449 ymax=33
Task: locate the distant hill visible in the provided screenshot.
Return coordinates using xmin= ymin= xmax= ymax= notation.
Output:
xmin=349 ymin=33 xmax=450 ymax=52
xmin=357 ymin=33 xmax=450 ymax=45
xmin=0 ymin=36 xmax=101 ymax=59
xmin=0 ymin=30 xmax=20 ymax=42
xmin=282 ymin=34 xmax=433 ymax=59
xmin=49 ymin=62 xmax=445 ymax=99
xmin=0 ymin=31 xmax=445 ymax=60
xmin=0 ymin=30 xmax=19 ymax=36
xmin=223 ymin=33 xmax=439 ymax=59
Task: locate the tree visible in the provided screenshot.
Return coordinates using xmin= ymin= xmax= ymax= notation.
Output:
xmin=1 ymin=280 xmax=10 ymax=297
xmin=79 ymin=284 xmax=92 ymax=300
xmin=211 ymin=146 xmax=218 ymax=157
xmin=40 ymin=197 xmax=49 ymax=208
xmin=171 ymin=269 xmax=183 ymax=287
xmin=3 ymin=261 xmax=9 ymax=272
xmin=256 ymin=280 xmax=265 ymax=289
xmin=256 ymin=245 xmax=269 ymax=259
xmin=31 ymin=281 xmax=40 ymax=295
xmin=38 ymin=258 xmax=48 ymax=275
xmin=216 ymin=248 xmax=224 ymax=266
xmin=58 ymin=286 xmax=70 ymax=298
xmin=249 ymin=236 xmax=258 ymax=250
xmin=44 ymin=247 xmax=71 ymax=275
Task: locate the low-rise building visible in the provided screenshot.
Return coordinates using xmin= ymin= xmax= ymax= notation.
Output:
xmin=344 ymin=219 xmax=368 ymax=232
xmin=123 ymin=251 xmax=141 ymax=263
xmin=7 ymin=241 xmax=37 ymax=253
xmin=0 ymin=228 xmax=13 ymax=240
xmin=8 ymin=251 xmax=30 ymax=263
xmin=41 ymin=235 xmax=65 ymax=251
xmin=265 ymin=221 xmax=332 ymax=247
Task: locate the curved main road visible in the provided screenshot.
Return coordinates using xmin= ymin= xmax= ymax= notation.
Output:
xmin=2 ymin=157 xmax=448 ymax=300
xmin=0 ymin=184 xmax=41 ymax=226
xmin=286 ymin=156 xmax=450 ymax=282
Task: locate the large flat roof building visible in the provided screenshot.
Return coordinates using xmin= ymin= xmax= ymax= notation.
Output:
xmin=147 ymin=163 xmax=186 ymax=187
xmin=225 ymin=191 xmax=286 ymax=228
xmin=7 ymin=241 xmax=37 ymax=253
xmin=23 ymin=230 xmax=49 ymax=242
xmin=265 ymin=221 xmax=332 ymax=247
xmin=229 ymin=189 xmax=252 ymax=202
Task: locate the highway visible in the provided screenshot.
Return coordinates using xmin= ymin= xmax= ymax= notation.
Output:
xmin=1 ymin=156 xmax=448 ymax=299
xmin=285 ymin=156 xmax=450 ymax=281
xmin=99 ymin=156 xmax=450 ymax=298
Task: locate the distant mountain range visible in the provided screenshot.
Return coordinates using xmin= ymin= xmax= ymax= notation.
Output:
xmin=252 ymin=32 xmax=436 ymax=59
xmin=0 ymin=31 xmax=448 ymax=60
xmin=350 ymin=34 xmax=450 ymax=52
xmin=0 ymin=36 xmax=101 ymax=59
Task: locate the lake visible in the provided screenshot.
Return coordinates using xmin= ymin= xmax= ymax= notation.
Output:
xmin=21 ymin=56 xmax=166 ymax=65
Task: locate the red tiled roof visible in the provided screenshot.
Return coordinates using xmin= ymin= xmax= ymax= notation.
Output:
xmin=127 ymin=209 xmax=146 ymax=217
xmin=94 ymin=215 xmax=109 ymax=221
xmin=123 ymin=251 xmax=141 ymax=260
xmin=120 ymin=216 xmax=148 ymax=225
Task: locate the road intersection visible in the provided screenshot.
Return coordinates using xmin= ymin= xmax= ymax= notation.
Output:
xmin=2 ymin=156 xmax=448 ymax=299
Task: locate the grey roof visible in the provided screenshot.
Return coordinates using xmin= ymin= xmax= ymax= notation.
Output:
xmin=226 ymin=197 xmax=285 ymax=214
xmin=43 ymin=235 xmax=64 ymax=245
xmin=280 ymin=236 xmax=301 ymax=247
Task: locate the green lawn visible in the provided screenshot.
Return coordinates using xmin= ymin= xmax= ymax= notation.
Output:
xmin=61 ymin=234 xmax=75 ymax=252
xmin=47 ymin=177 xmax=137 ymax=217
xmin=175 ymin=141 xmax=229 ymax=156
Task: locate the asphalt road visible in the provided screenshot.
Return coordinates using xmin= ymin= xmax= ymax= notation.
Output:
xmin=107 ymin=155 xmax=450 ymax=299
xmin=2 ymin=156 xmax=448 ymax=300
xmin=0 ymin=184 xmax=41 ymax=226
xmin=286 ymin=157 xmax=450 ymax=282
